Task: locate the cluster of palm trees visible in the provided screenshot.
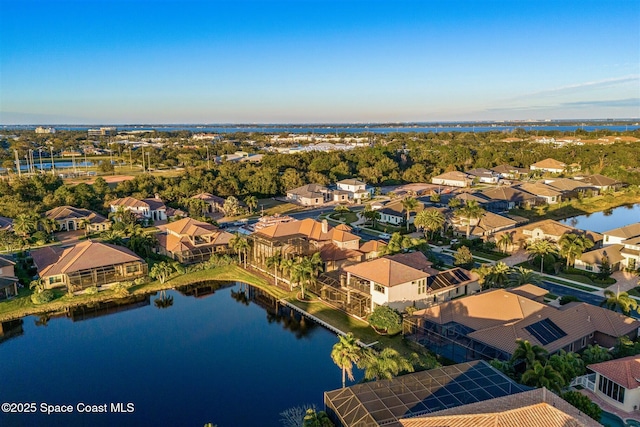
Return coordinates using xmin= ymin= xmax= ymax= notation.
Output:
xmin=525 ymin=233 xmax=594 ymax=273
xmin=471 ymin=263 xmax=542 ymax=290
xmin=265 ymin=251 xmax=324 ymax=299
xmin=380 ymin=233 xmax=428 ymax=256
xmin=330 ymin=333 xmax=416 ymax=388
xmin=414 ymin=208 xmax=446 ymax=240
xmin=3 ymin=213 xmax=60 ymax=248
xmin=229 ymin=233 xmax=250 ymax=268
xmin=101 ymin=222 xmax=157 ymax=258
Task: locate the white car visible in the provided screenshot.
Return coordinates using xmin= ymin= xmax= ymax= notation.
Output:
xmin=378 ymin=233 xmax=391 ymax=240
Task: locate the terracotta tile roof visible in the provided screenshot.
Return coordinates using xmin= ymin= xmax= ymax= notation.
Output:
xmin=110 ymin=196 xmax=149 ymax=209
xmin=400 ymin=388 xmax=600 ymax=427
xmin=359 ymin=240 xmax=386 ymax=253
xmin=579 ymin=245 xmax=626 ymax=265
xmin=334 ymin=223 xmax=352 ymax=231
xmin=517 ymin=182 xmax=562 ymax=197
xmin=319 ymin=244 xmax=362 ymax=262
xmin=337 ymin=178 xmax=366 ymax=186
xmin=530 ymin=158 xmax=566 ymax=170
xmin=588 ymin=355 xmax=640 ymax=390
xmin=190 ymin=192 xmax=225 ymax=204
xmin=604 ymin=223 xmax=640 ymax=240
xmin=480 ymin=187 xmax=536 ymax=202
xmin=386 ymin=252 xmax=435 ymax=272
xmin=158 ymin=217 xmax=218 ymax=236
xmin=455 ymin=192 xmax=490 ymax=204
xmin=344 ymin=257 xmax=430 ymax=287
xmin=505 ymin=219 xmax=603 ymax=244
xmin=254 ymin=218 xmax=359 ymax=245
xmin=32 ymin=241 xmax=144 ymax=277
xmin=45 ymin=206 xmax=108 ymax=224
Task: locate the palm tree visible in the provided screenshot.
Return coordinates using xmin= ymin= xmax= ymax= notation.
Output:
xmin=230 ymin=233 xmax=250 ymax=268
xmin=471 ymin=264 xmax=493 ymax=290
xmin=581 ymin=344 xmax=612 ymax=365
xmin=244 ymin=195 xmax=258 ymax=215
xmin=558 ymin=233 xmax=594 ymax=268
xmin=363 ymin=208 xmax=380 ymax=228
xmin=456 ymin=201 xmax=485 ymax=238
xmin=600 ymin=287 xmax=638 ymax=315
xmin=127 ymin=233 xmax=157 ymax=258
xmin=39 ymin=217 xmax=59 ymax=236
xmin=488 ymin=262 xmax=510 ymax=288
xmin=78 ymin=218 xmax=91 ymax=237
xmin=101 ymin=229 xmax=125 ymax=245
xmin=521 ymin=362 xmax=565 ymax=392
xmin=13 ymin=213 xmax=38 ymax=238
xmin=266 ymin=252 xmax=283 ymax=287
xmin=149 ymin=261 xmax=175 ymax=285
xmin=330 ymin=333 xmax=362 ymax=388
xmin=281 ymin=258 xmax=296 ymax=291
xmin=507 ymin=266 xmax=543 ymax=287
xmin=401 ymin=197 xmax=419 ymax=231
xmin=359 ymin=348 xmax=415 ymax=381
xmin=510 ymin=339 xmax=548 ymax=370
xmin=497 ymin=232 xmax=513 ymax=253
xmin=526 ymin=239 xmax=558 ymax=273
xmin=414 ymin=209 xmax=445 ymax=240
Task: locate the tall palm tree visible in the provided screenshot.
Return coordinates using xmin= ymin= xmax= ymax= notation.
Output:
xmin=521 ymin=362 xmax=565 ymax=392
xmin=600 ymin=287 xmax=638 ymax=315
xmin=401 ymin=197 xmax=419 ymax=231
xmin=101 ymin=229 xmax=125 ymax=245
xmin=581 ymin=344 xmax=612 ymax=365
xmin=359 ymin=348 xmax=415 ymax=381
xmin=13 ymin=213 xmax=38 ymax=238
xmin=331 ymin=333 xmax=362 ymax=388
xmin=39 ymin=217 xmax=59 ymax=236
xmin=127 ymin=233 xmax=157 ymax=258
xmin=414 ymin=209 xmax=445 ymax=240
xmin=507 ymin=266 xmax=543 ymax=287
xmin=510 ymin=339 xmax=548 ymax=370
xmin=244 ymin=195 xmax=258 ymax=215
xmin=266 ymin=252 xmax=283 ymax=287
xmin=230 ymin=233 xmax=250 ymax=268
xmin=558 ymin=233 xmax=594 ymax=268
xmin=497 ymin=232 xmax=513 ymax=253
xmin=526 ymin=239 xmax=558 ymax=273
xmin=471 ymin=264 xmax=493 ymax=290
xmin=281 ymin=258 xmax=296 ymax=291
xmin=456 ymin=201 xmax=485 ymax=238
xmin=78 ymin=218 xmax=91 ymax=237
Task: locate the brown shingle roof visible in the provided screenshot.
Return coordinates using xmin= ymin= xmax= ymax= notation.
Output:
xmin=481 ymin=187 xmax=536 ymax=203
xmin=32 ymin=241 xmax=144 ymax=277
xmin=530 ymin=158 xmax=566 ymax=170
xmin=359 ymin=240 xmax=386 ymax=253
xmin=110 ymin=196 xmax=149 ymax=209
xmin=588 ymin=355 xmax=640 ymax=390
xmin=344 ymin=257 xmax=430 ymax=287
xmin=604 ymin=223 xmax=640 ymax=240
xmin=45 ymin=206 xmax=108 ymax=224
xmin=319 ymin=244 xmax=362 ymax=262
xmin=579 ymin=245 xmax=626 ymax=265
xmin=544 ymin=178 xmax=594 ymax=192
xmin=400 ymin=388 xmax=600 ymax=427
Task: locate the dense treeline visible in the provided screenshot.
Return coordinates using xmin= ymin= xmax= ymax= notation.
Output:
xmin=0 ymin=130 xmax=639 ymax=218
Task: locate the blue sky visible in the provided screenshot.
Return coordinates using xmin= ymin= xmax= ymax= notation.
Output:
xmin=1 ymin=0 xmax=638 ymax=124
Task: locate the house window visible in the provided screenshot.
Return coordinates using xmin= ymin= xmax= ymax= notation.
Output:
xmin=49 ymin=276 xmax=63 ymax=285
xmin=126 ymin=264 xmax=140 ymax=274
xmin=418 ymin=280 xmax=426 ymax=294
xmin=586 ymin=265 xmax=593 ymax=271
xmin=599 ymin=376 xmax=625 ymax=403
xmin=605 ymin=236 xmax=609 ymax=242
xmin=581 ymin=337 xmax=587 ymax=348
xmin=373 ymin=283 xmax=385 ymax=294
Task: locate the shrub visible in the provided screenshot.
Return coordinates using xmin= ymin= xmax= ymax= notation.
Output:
xmin=111 ymin=283 xmax=130 ymax=297
xmin=561 ymin=391 xmax=601 ymax=421
xmin=368 ymin=305 xmax=402 ymax=333
xmin=559 ymin=295 xmax=580 ymax=305
xmin=84 ymin=286 xmax=99 ymax=295
xmin=31 ymin=290 xmax=55 ymax=304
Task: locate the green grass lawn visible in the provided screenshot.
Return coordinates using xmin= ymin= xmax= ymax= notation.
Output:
xmin=328 ymin=212 xmax=358 ymax=224
xmin=470 ymin=250 xmax=509 ymax=261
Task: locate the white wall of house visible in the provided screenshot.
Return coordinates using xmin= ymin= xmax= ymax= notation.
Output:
xmin=594 ymin=372 xmax=640 ymax=413
xmin=380 ymin=213 xmax=404 ymax=225
xmin=431 ymin=178 xmax=468 ymax=188
xmin=370 ymin=278 xmax=428 ymax=312
xmin=603 ymin=234 xmax=627 ymax=246
xmin=337 ymin=182 xmax=366 ymax=193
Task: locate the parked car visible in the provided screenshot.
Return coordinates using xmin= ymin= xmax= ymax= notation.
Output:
xmin=378 ymin=233 xmax=391 ymax=240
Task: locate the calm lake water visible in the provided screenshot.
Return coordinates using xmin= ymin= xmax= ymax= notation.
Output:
xmin=0 ymin=282 xmax=354 ymax=427
xmin=559 ymin=203 xmax=640 ymax=233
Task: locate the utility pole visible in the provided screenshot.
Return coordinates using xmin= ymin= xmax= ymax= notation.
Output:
xmin=50 ymin=146 xmax=55 ymax=175
xmin=206 ymin=144 xmax=210 ymax=169
xmin=129 ymin=146 xmax=133 ymax=171
xmin=39 ymin=148 xmax=44 ymax=172
xmin=141 ymin=146 xmax=145 ymax=172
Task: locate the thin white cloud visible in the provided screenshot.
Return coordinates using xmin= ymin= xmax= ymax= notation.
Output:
xmin=504 ymin=75 xmax=640 ymax=102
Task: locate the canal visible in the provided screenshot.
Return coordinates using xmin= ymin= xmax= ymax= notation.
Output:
xmin=559 ymin=203 xmax=640 ymax=233
xmin=0 ymin=282 xmax=356 ymax=427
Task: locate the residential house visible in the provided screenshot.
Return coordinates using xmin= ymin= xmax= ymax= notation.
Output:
xmin=491 ymin=164 xmax=529 ymax=180
xmin=543 ymin=178 xmax=597 ymax=199
xmin=587 ymin=356 xmax=640 ymax=414
xmin=110 ymin=196 xmax=167 ymax=222
xmin=31 ymin=240 xmax=148 ymax=293
xmin=0 ymin=256 xmax=19 ymax=300
xmin=190 ymin=192 xmax=225 ymax=213
xmin=450 ymin=211 xmax=517 ymax=239
xmin=575 ymin=223 xmax=640 ymax=272
xmin=156 ymin=217 xmax=234 ymax=264
xmin=325 ymin=360 xmax=533 ymax=427
xmin=378 ymin=199 xmax=424 ymax=226
xmin=336 ymin=178 xmax=371 ymax=201
xmin=286 ymin=184 xmax=331 ymax=206
xmin=530 ymin=158 xmax=570 ymax=174
xmin=45 ymin=206 xmax=111 ymax=233
xmin=431 ymin=171 xmax=473 ymax=188
xmin=493 ymin=219 xmax=603 ymax=252
xmin=479 ymin=186 xmax=538 ymax=212
xmin=517 ymin=182 xmax=563 ymax=204
xmin=399 ymin=388 xmax=601 ymax=427
xmin=466 ymin=168 xmax=500 ymax=184
xmin=404 ymin=287 xmax=640 ymax=363
xmin=253 ymin=214 xmax=296 ymax=231
xmin=575 ymin=174 xmax=623 ymax=191
xmin=358 ymin=240 xmax=386 ymax=260
xmin=343 ymin=252 xmax=478 ymax=312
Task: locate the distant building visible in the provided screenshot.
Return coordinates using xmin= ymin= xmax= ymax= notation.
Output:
xmin=87 ymin=127 xmax=117 ymax=137
xmin=466 ymin=168 xmax=500 ymax=184
xmin=110 ymin=196 xmax=167 ymax=222
xmin=431 ymin=171 xmax=473 ymax=188
xmin=45 ymin=206 xmax=111 ymax=233
xmin=336 ymin=178 xmax=372 ymax=201
xmin=35 ymin=126 xmax=56 ymax=134
xmin=286 ymin=184 xmax=332 ymax=206
xmin=190 ymin=192 xmax=225 ymax=214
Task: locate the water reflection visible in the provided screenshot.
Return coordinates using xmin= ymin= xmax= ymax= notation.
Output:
xmin=69 ymin=295 xmax=150 ymax=322
xmin=0 ymin=319 xmax=23 ymax=344
xmin=154 ymin=290 xmax=174 ymax=309
xmin=177 ymin=280 xmax=235 ymax=298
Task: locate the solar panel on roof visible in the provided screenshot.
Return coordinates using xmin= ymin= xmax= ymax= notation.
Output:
xmin=524 ymin=318 xmax=567 ymax=345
